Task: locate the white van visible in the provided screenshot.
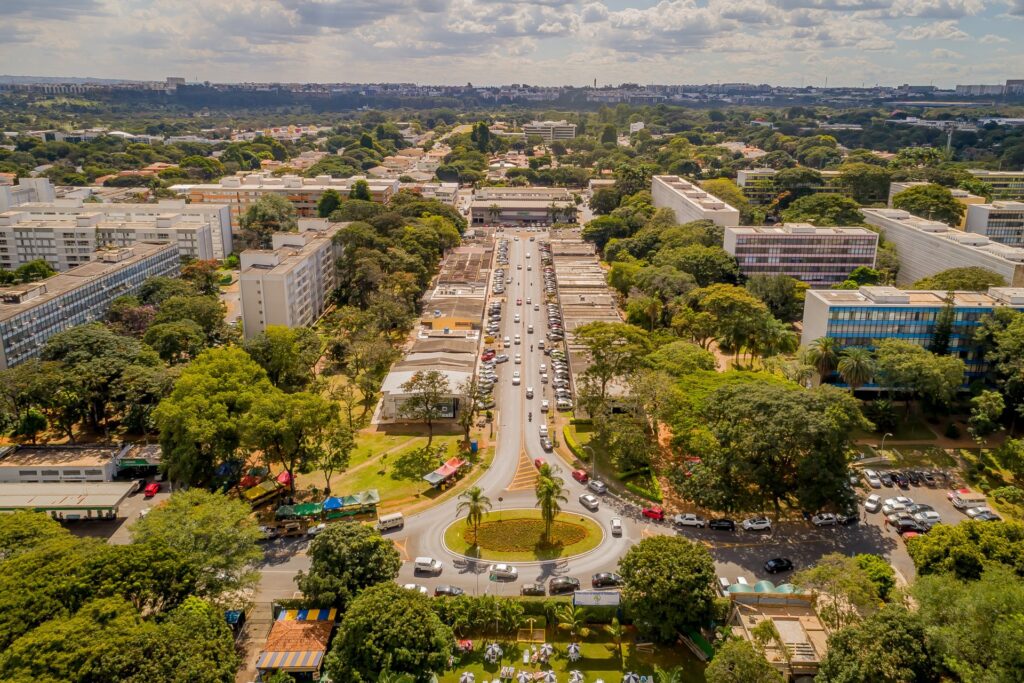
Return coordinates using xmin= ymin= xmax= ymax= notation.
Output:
xmin=377 ymin=512 xmax=405 ymax=531
xmin=952 ymin=492 xmax=987 ymax=510
xmin=414 ymin=556 xmax=443 ymax=574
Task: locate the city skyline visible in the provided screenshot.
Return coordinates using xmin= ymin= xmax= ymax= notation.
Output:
xmin=2 ymin=0 xmax=1022 ymax=88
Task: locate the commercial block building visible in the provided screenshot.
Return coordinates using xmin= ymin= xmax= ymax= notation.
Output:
xmin=0 ymin=444 xmax=137 ymax=483
xmin=724 ymin=223 xmax=878 ymax=286
xmin=0 ymin=242 xmax=180 ymax=369
xmin=801 ymin=286 xmax=1024 ymax=383
xmin=864 ymin=208 xmax=1024 ymax=287
xmin=965 ymin=201 xmax=1024 ymax=247
xmin=737 ymin=168 xmax=848 ymax=205
xmin=469 ymin=187 xmax=576 ymax=226
xmin=888 ymin=181 xmax=985 ymax=228
xmin=522 ymin=120 xmax=577 ymax=142
xmin=968 ymin=170 xmax=1024 ymax=200
xmin=238 ymin=220 xmax=343 ymax=338
xmin=651 ymin=175 xmax=740 ymax=227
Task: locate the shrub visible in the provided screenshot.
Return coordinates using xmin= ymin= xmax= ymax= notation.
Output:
xmin=944 ymin=422 xmax=961 ymax=439
xmin=990 ymin=486 xmax=1024 ymax=505
xmin=562 ymin=426 xmax=584 ymax=460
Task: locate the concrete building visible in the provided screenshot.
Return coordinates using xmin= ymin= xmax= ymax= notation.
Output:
xmin=238 ymin=220 xmax=343 ymax=339
xmin=727 ymin=587 xmax=828 ymax=680
xmin=968 ymin=170 xmax=1024 ymax=200
xmin=0 ymin=443 xmax=135 ymax=483
xmin=0 ymin=177 xmax=55 ymax=211
xmin=801 ymin=286 xmax=1024 ymax=382
xmin=0 ymin=242 xmax=180 ymax=369
xmin=724 ymin=223 xmax=878 ymax=287
xmin=965 ymin=201 xmax=1024 ymax=247
xmin=377 ymin=338 xmax=475 ymax=423
xmin=651 ymin=175 xmax=740 ymax=227
xmin=737 ymin=168 xmax=848 ymax=205
xmin=398 ymin=181 xmax=460 ymax=205
xmin=521 ymin=120 xmax=577 ymax=142
xmin=470 ymin=187 xmax=576 ymax=227
xmin=170 ymin=173 xmax=399 ymax=232
xmin=0 ymin=481 xmax=137 ymax=519
xmin=864 ymin=208 xmax=1024 ymax=287
xmin=888 ymin=181 xmax=985 ymax=228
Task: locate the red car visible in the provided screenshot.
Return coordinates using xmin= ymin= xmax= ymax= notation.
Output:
xmin=143 ymin=482 xmax=161 ymax=498
xmin=516 ymin=298 xmax=522 ymax=305
xmin=641 ymin=505 xmax=665 ymax=521
xmin=481 ymin=350 xmax=495 ymax=361
xmin=571 ymin=469 xmax=589 ymax=484
xmin=534 ymin=457 xmax=546 ymax=469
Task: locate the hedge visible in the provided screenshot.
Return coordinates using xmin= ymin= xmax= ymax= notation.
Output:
xmin=562 ymin=426 xmax=584 ymax=461
xmin=623 ymin=470 xmax=663 ymax=503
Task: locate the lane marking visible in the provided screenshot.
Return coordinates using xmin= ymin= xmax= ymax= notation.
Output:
xmin=392 ymin=537 xmax=410 ymax=561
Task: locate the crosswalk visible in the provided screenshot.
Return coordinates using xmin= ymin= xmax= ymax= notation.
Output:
xmin=507 ymin=450 xmax=540 ymax=491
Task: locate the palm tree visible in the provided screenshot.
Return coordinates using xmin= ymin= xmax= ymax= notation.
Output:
xmin=837 ymin=346 xmax=875 ymax=392
xmin=652 ymin=665 xmax=684 ymax=683
xmin=534 ymin=470 xmax=567 ymax=544
xmin=556 ymin=604 xmax=592 ymax=641
xmin=802 ymin=336 xmax=840 ymax=384
xmin=487 ymin=203 xmax=501 ymax=224
xmin=547 ymin=202 xmax=561 ymax=225
xmin=604 ymin=617 xmax=626 ymax=661
xmin=456 ymin=486 xmax=491 ymax=545
xmin=751 ymin=317 xmax=799 ymax=362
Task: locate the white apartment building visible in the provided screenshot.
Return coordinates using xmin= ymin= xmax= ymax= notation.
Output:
xmin=0 ymin=178 xmax=56 ymax=211
xmin=522 ymin=120 xmax=577 ymax=142
xmin=864 ymin=208 xmax=1024 ymax=287
xmin=968 ymin=170 xmax=1024 ymax=200
xmin=0 ymin=242 xmax=180 ymax=369
xmin=170 ymin=173 xmax=399 ymax=232
xmin=651 ymin=175 xmax=740 ymax=227
xmin=239 ymin=219 xmax=344 ymax=339
xmin=398 ymin=182 xmax=460 ymax=205
xmin=965 ymin=201 xmax=1024 ymax=248
xmin=724 ymin=224 xmax=878 ymax=287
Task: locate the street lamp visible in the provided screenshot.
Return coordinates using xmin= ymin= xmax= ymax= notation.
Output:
xmin=881 ymin=432 xmax=894 ymax=452
xmin=497 ymin=496 xmax=503 ymax=522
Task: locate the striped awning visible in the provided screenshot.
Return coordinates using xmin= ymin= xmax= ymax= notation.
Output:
xmin=256 ymin=650 xmax=324 ymax=671
xmin=277 ymin=607 xmax=337 ymax=622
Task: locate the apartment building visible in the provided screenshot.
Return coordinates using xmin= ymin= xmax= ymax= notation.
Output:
xmin=522 ymin=120 xmax=577 ymax=142
xmin=238 ymin=220 xmax=344 ymax=338
xmin=398 ymin=182 xmax=460 ymax=205
xmin=724 ymin=223 xmax=878 ymax=286
xmin=888 ymin=181 xmax=985 ymax=228
xmin=0 ymin=242 xmax=180 ymax=369
xmin=469 ymin=187 xmax=576 ymax=226
xmin=171 ymin=173 xmax=399 ymax=232
xmin=965 ymin=201 xmax=1024 ymax=247
xmin=651 ymin=175 xmax=740 ymax=227
xmin=864 ymin=208 xmax=1024 ymax=287
xmin=801 ymin=286 xmax=1024 ymax=383
xmin=0 ymin=178 xmax=56 ymax=211
xmin=968 ymin=170 xmax=1024 ymax=200
xmin=736 ymin=168 xmax=848 ymax=205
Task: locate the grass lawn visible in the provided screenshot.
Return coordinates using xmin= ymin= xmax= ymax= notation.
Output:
xmin=445 ymin=509 xmax=603 ymax=561
xmin=329 ymin=434 xmax=465 ymax=505
xmin=887 ymin=446 xmax=958 ymax=469
xmin=348 ymin=431 xmax=419 ymax=469
xmin=852 ymin=414 xmax=937 ymax=443
xmin=959 ymin=447 xmax=1024 ymax=521
xmin=437 ymin=637 xmax=704 ymax=683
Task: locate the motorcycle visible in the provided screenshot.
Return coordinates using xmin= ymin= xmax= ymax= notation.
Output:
xmin=528 ymin=412 xmax=532 ymax=422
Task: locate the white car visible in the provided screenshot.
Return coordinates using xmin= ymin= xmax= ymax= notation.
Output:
xmin=810 ymin=513 xmax=838 ymax=527
xmin=882 ymin=497 xmax=914 ymax=516
xmin=862 ymin=469 xmax=882 ymax=489
xmin=514 ymin=335 xmax=521 ymax=345
xmin=588 ymin=480 xmax=607 ymax=494
xmin=540 ymin=399 xmax=550 ymax=412
xmin=514 ymin=314 xmax=521 ymax=323
xmin=526 ymin=386 xmax=534 ymax=399
xmin=610 ymin=518 xmax=623 ymax=536
xmin=402 ymin=584 xmax=429 ymax=595
xmin=965 ymin=506 xmax=992 ymax=519
xmin=526 ymin=298 xmax=532 ymax=304
xmin=489 ymin=563 xmax=518 ymax=580
xmin=741 ymin=517 xmax=772 ymax=531
xmin=864 ymin=494 xmax=882 ymax=513
xmin=538 ymin=423 xmax=548 ymax=437
xmin=672 ymin=513 xmax=706 ymax=528
xmin=514 ymin=353 xmax=522 ymax=364
xmin=306 ymin=523 xmax=328 ymax=536
xmin=512 ymin=370 xmax=521 ymax=386
xmin=534 ymin=304 xmax=540 ymax=311
xmin=579 ymin=494 xmax=600 ymax=511
xmin=913 ymin=510 xmax=942 ymax=526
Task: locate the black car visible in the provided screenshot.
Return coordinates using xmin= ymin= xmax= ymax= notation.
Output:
xmin=975 ymin=511 xmax=1003 ymax=522
xmin=708 ymin=518 xmax=736 ymax=531
xmin=879 ymin=471 xmax=894 ymax=487
xmin=549 ymin=576 xmax=581 ymax=595
xmin=836 ymin=511 xmax=859 ymax=526
xmin=591 ymin=572 xmax=623 ymax=588
xmin=521 ymin=583 xmax=546 ymax=596
xmin=907 ymin=470 xmax=924 ymax=486
xmin=764 ymin=558 xmax=794 ymax=574
xmin=892 ymin=471 xmax=910 ymax=489
xmin=895 ymin=520 xmax=927 ymax=534
xmin=434 ymin=585 xmax=464 ymax=597
xmin=922 ymin=472 xmax=938 ymax=487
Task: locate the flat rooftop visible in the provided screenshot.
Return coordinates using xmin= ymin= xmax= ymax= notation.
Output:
xmin=728 ymin=223 xmax=877 ymax=236
xmin=808 ymin=285 xmax=1024 ymax=307
xmin=0 ymin=444 xmax=121 ymax=468
xmin=0 ymin=481 xmax=136 ymax=511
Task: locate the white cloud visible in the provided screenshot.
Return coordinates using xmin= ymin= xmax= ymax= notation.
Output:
xmin=931 ymin=47 xmax=963 ymax=58
xmin=901 ymin=19 xmax=968 ymax=39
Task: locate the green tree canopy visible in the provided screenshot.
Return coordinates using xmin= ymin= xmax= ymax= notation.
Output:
xmin=297 ymin=523 xmax=401 ymax=610
xmin=911 ymin=266 xmax=1007 ymax=291
xmin=240 ymin=193 xmax=298 ymax=249
xmin=817 ymin=605 xmax=938 ymax=683
xmin=907 ymin=520 xmax=1024 ymax=580
xmin=704 ymin=638 xmax=783 ymax=683
xmin=892 ymin=183 xmax=965 ymax=227
xmin=242 ymin=325 xmax=322 ymax=392
xmin=780 ymin=194 xmax=865 ymax=227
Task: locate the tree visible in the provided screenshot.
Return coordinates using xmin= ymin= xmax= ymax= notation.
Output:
xmin=838 ymin=162 xmax=892 ymax=204
xmin=130 ymin=489 xmax=262 ymax=601
xmin=143 ymin=319 xmax=206 ymax=364
xmin=893 ymin=183 xmax=965 ymax=227
xmin=589 ymin=187 xmax=620 ymax=215
xmin=803 ymin=336 xmax=840 ymax=383
xmin=242 ymin=325 xmax=322 ymax=392
xmin=874 ymin=339 xmax=965 ymax=412
xmin=456 ymin=376 xmax=479 ymax=444
xmin=600 ymin=124 xmax=617 ymax=145
xmin=456 ymin=486 xmax=491 ymax=545
xmin=324 ymin=582 xmax=455 ymax=683
xmin=968 ymin=390 xmax=1005 ymax=439
xmin=311 ymin=419 xmax=354 ymax=495
xmin=297 ymin=523 xmax=401 ymax=610
xmin=556 ymin=603 xmax=592 ymax=641
xmin=152 ymin=294 xmax=226 ymax=344
xmin=652 ymin=244 xmax=739 ymax=287
xmin=911 ymin=266 xmax=1007 ymax=291
xmin=671 ymin=308 xmax=718 ymax=349
xmin=614 ymin=163 xmax=656 ymax=197
xmin=398 ymin=370 xmax=451 ymax=446
xmin=239 ymin=193 xmax=298 ymax=249
xmin=780 ymin=194 xmax=865 ymax=227
xmin=855 ymin=553 xmax=896 ymax=602
xmin=772 ymin=167 xmax=823 ymax=208
xmin=837 ymin=346 xmax=875 ymax=391
xmin=534 ymin=468 xmax=567 ymax=544
xmin=792 ymin=553 xmax=881 ymax=631
xmin=618 ymin=536 xmax=716 ymax=642
xmin=745 ymin=274 xmax=808 ymax=323
xmin=817 ymin=605 xmax=938 ymax=683
xmin=0 ymin=511 xmax=69 ymax=562
xmin=14 ymin=408 xmax=47 ymax=445
xmin=648 ymin=340 xmax=716 ymax=377
xmin=179 ymin=259 xmax=220 ymax=296
xmin=690 ymin=284 xmax=770 ymax=362
xmin=574 ymin=322 xmax=650 ymax=402
xmin=700 ymin=178 xmax=755 ymax=223
xmin=317 ymin=188 xmax=342 ymax=217
xmin=581 ymin=215 xmax=630 ymax=252
xmin=704 ymin=639 xmax=783 ymax=683
xmin=13 ymin=259 xmax=56 ymax=283
xmin=906 ymin=519 xmax=1024 ymax=580
xmin=604 ymin=617 xmax=626 ymax=661
xmin=139 ymin=275 xmax=197 ymax=305
xmin=349 ymin=179 xmax=372 ymax=201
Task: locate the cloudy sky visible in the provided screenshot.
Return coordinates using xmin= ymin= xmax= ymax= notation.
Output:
xmin=2 ymin=0 xmax=1022 ymax=87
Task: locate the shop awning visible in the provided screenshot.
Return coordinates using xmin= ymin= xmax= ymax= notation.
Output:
xmin=255 ymin=649 xmax=324 ymax=672
xmin=322 ymin=496 xmax=344 ymax=511
xmin=423 ymin=457 xmax=467 ymax=485
xmin=292 ymin=502 xmax=322 ymax=517
xmin=275 ymin=505 xmax=296 ymax=518
xmin=276 ymin=471 xmax=293 ymax=485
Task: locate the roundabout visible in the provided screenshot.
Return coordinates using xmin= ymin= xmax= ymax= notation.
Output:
xmin=443 ymin=508 xmax=604 ymax=562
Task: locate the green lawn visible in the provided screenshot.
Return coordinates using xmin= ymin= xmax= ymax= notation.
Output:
xmin=851 ymin=413 xmax=937 ymax=443
xmin=445 ymin=510 xmax=604 ymax=562
xmin=887 ymin=446 xmax=958 ymax=469
xmin=349 ymin=431 xmax=420 ymax=469
xmin=437 ymin=637 xmax=704 ymax=683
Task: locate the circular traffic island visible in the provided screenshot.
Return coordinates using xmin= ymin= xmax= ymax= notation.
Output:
xmin=444 ymin=509 xmax=603 ymax=562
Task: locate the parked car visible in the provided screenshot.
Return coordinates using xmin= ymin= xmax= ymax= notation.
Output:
xmin=591 ymin=572 xmax=623 ymax=588
xmin=913 ymin=511 xmax=942 ymax=526
xmin=862 ymin=469 xmax=882 ymax=489
xmin=764 ymin=558 xmax=794 ymax=574
xmin=671 ymin=513 xmax=706 ymax=528
xmin=642 ymin=506 xmax=665 ymax=521
xmin=864 ymin=494 xmax=882 ymax=513
xmin=742 ymin=517 xmax=772 ymax=531
xmin=489 ymin=564 xmax=518 ymax=580
xmin=306 ymin=523 xmax=328 ymax=536
xmin=965 ymin=506 xmax=993 ymax=519
xmin=610 ymin=518 xmax=622 ymax=536
xmin=811 ymin=513 xmax=838 ymax=527
xmin=588 ymin=480 xmax=608 ymax=494
xmin=549 ymin=576 xmax=581 ymax=594
xmin=521 ymin=583 xmax=546 ymax=596
xmin=879 ymin=471 xmax=894 ymax=487
xmin=579 ymin=494 xmax=600 ymax=511
xmin=882 ymin=497 xmax=914 ymax=516
xmin=571 ymin=469 xmax=589 ymax=484
xmin=975 ymin=511 xmax=1003 ymax=522
xmin=434 ymin=585 xmax=464 ymax=597
xmin=143 ymin=482 xmax=161 ymax=497
xmin=402 ymin=584 xmax=428 ymax=594
xmin=709 ymin=518 xmax=736 ymax=531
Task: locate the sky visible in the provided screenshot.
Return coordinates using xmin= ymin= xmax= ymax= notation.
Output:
xmin=1 ymin=0 xmax=1022 ymax=88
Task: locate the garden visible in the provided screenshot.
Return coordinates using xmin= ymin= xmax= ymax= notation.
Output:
xmin=444 ymin=509 xmax=604 ymax=561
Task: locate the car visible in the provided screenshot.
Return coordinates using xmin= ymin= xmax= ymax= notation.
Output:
xmin=892 ymin=471 xmax=910 ymax=489
xmin=913 ymin=511 xmax=942 ymax=526
xmin=534 ymin=304 xmax=540 ymax=311
xmin=306 ymin=523 xmax=328 ymax=536
xmin=579 ymin=494 xmax=600 ymax=511
xmin=642 ymin=506 xmax=665 ymax=521
xmin=402 ymin=584 xmax=429 ymax=595
xmin=434 ymin=585 xmax=465 ymax=597
xmin=481 ymin=350 xmax=495 ymax=361
xmin=540 ymin=438 xmax=553 ymax=452
xmin=709 ymin=518 xmax=736 ymax=531
xmin=556 ymin=399 xmax=574 ymax=411
xmin=588 ymin=480 xmax=608 ymax=494
xmin=975 ymin=511 xmax=1003 ymax=522
xmin=517 ymin=264 xmax=522 ymax=270
xmin=907 ymin=470 xmax=924 ymax=486
xmin=534 ymin=457 xmax=546 ymax=469
xmin=414 ymin=557 xmax=444 ymax=574
xmin=906 ymin=503 xmax=934 ymax=515
xmin=521 ymin=583 xmax=546 ymax=596
xmin=672 ymin=513 xmax=706 ymax=528
xmin=717 ymin=577 xmax=732 ymax=595
xmin=514 ymin=353 xmax=522 ymax=364
xmin=862 ymin=469 xmax=882 ymax=488
xmin=549 ymin=576 xmax=581 ymax=595
xmin=742 ymin=517 xmax=772 ymax=531
xmin=526 ymin=297 xmax=532 ymax=304
xmin=864 ymin=494 xmax=882 ymax=513
xmin=896 ymin=520 xmax=927 ymax=535
xmin=591 ymin=572 xmax=623 ymax=588
xmin=516 ymin=298 xmax=522 ymax=305
xmin=514 ymin=335 xmax=522 ymax=345
xmin=811 ymin=513 xmax=838 ymax=527
xmin=965 ymin=506 xmax=992 ymax=519
xmin=495 ymin=354 xmax=509 ymax=363
xmin=610 ymin=518 xmax=623 ymax=536
xmin=836 ymin=511 xmax=860 ymax=526
xmin=764 ymin=558 xmax=794 ymax=574
xmin=143 ymin=482 xmax=161 ymax=497
xmin=258 ymin=525 xmax=280 ymax=541
xmin=882 ymin=497 xmax=914 ymax=516
xmin=540 ymin=399 xmax=550 ymax=412
xmin=526 ymin=386 xmax=534 ymax=399
xmin=572 ymin=469 xmax=589 ymax=483
xmin=512 ymin=375 xmax=521 ymax=386
xmin=489 ymin=563 xmax=518 ymax=580
xmin=879 ymin=471 xmax=894 ymax=487
xmin=538 ymin=423 xmax=548 ymax=437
